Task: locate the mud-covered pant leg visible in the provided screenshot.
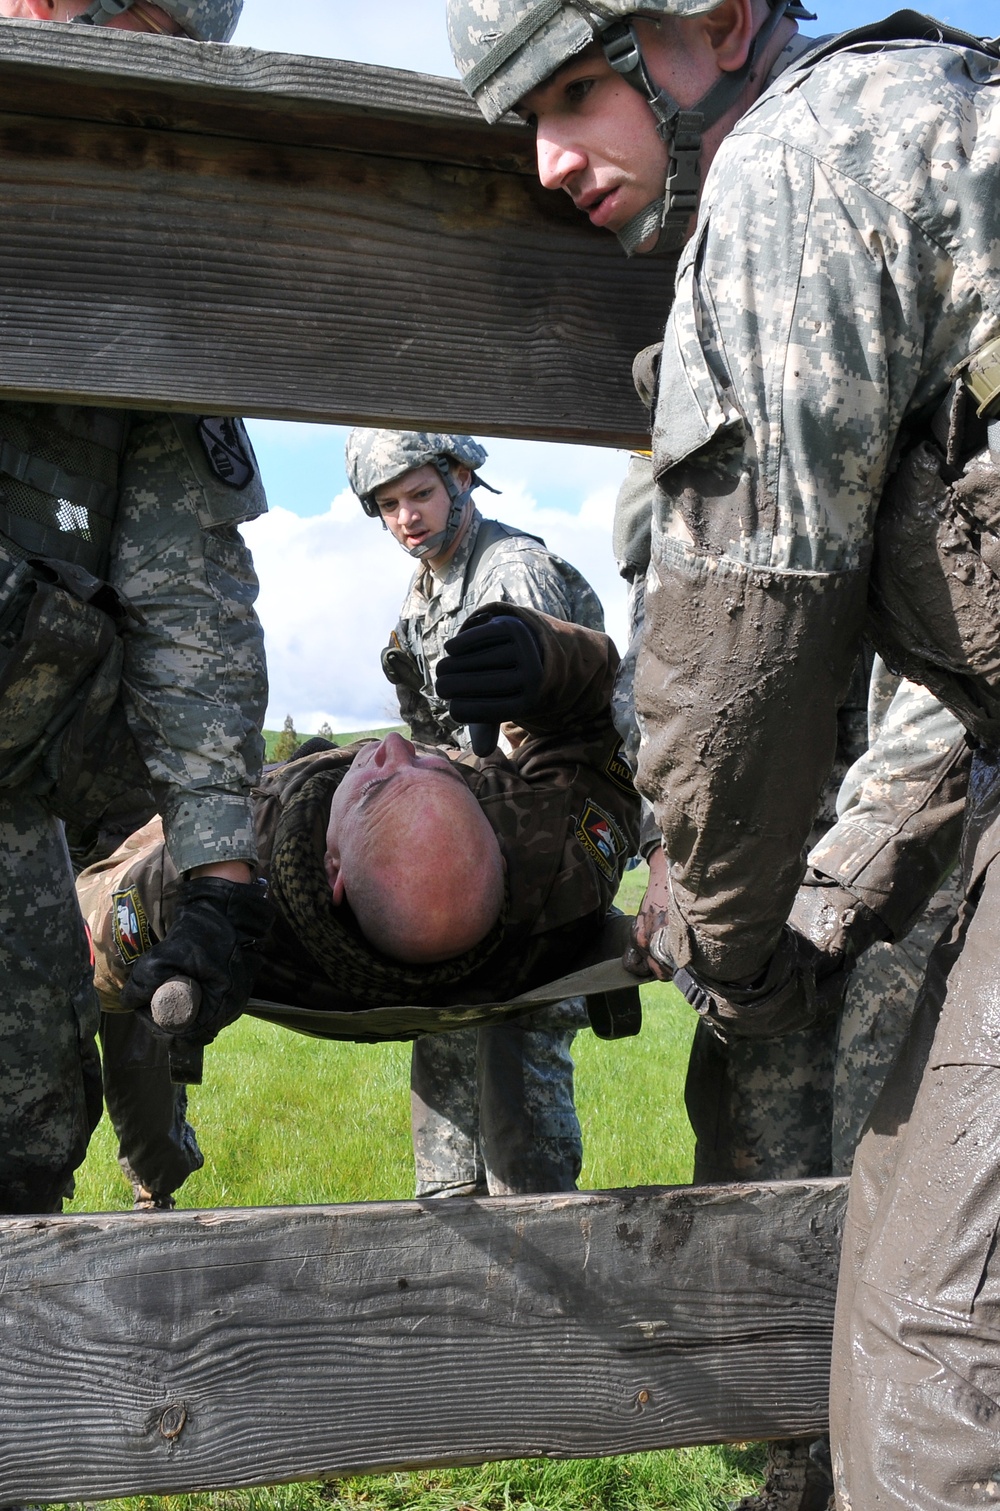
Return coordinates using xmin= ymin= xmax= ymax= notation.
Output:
xmin=685 ymin=1017 xmax=837 ymax=1184
xmin=476 ymin=1000 xmax=585 ymax=1196
xmin=832 ymin=877 xmax=961 ymax=1175
xmin=830 ymin=870 xmax=1000 ymax=1511
xmin=99 ymin=1011 xmax=203 ymax=1201
xmin=411 ymin=1027 xmax=485 ymax=1197
xmin=0 ymin=791 xmax=102 ymax=1214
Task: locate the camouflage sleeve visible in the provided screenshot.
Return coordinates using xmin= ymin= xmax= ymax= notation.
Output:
xmin=613 ymin=451 xmax=655 ymax=584
xmin=110 ymin=415 xmax=268 ymax=874
xmin=637 ymin=118 xmax=947 ymax=982
xmin=807 ymin=672 xmax=969 ymax=941
xmin=470 ymin=542 xmax=605 ymax=634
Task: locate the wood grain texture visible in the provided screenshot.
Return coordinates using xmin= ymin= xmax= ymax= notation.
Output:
xmin=0 ymin=1180 xmax=846 ymax=1502
xmin=0 ymin=19 xmax=671 ymax=443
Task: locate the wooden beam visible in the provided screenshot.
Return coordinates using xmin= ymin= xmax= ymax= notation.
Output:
xmin=0 ymin=1179 xmax=845 ymax=1503
xmin=0 ymin=20 xmax=671 ymax=446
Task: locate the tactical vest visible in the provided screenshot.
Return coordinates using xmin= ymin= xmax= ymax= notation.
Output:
xmin=0 ymin=402 xmax=128 ymax=577
xmin=0 ymin=402 xmax=140 ymax=802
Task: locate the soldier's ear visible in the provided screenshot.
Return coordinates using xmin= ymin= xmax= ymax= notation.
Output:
xmin=324 ymin=845 xmax=346 ymax=905
xmin=23 ymin=0 xmax=61 ymax=16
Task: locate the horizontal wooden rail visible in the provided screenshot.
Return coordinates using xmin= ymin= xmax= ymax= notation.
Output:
xmin=0 ymin=1178 xmax=846 ymax=1503
xmin=0 ymin=20 xmax=671 ymax=445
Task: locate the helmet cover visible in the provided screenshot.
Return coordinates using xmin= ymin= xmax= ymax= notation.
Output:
xmin=346 ymin=429 xmax=489 ymax=511
xmin=155 ymin=0 xmax=243 ymax=42
xmin=447 ymin=0 xmax=719 ymax=122
xmin=73 ymin=0 xmax=242 ymax=42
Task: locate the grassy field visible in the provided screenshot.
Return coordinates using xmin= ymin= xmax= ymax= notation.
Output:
xmin=262 ymin=726 xmax=403 ymax=761
xmin=57 ymin=865 xmax=770 ymax=1511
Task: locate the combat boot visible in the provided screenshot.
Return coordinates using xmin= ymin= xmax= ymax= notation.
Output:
xmin=731 ymin=1438 xmax=833 ymax=1511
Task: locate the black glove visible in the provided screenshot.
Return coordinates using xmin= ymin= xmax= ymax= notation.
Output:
xmin=435 ymin=615 xmax=545 ymax=756
xmin=121 ymin=877 xmax=273 ymax=1048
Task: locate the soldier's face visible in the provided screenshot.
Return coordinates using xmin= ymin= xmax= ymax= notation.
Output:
xmin=324 ymin=732 xmax=471 ymax=902
xmin=373 ymin=463 xmax=472 ymax=561
xmin=518 ymin=41 xmax=670 ymax=238
xmin=517 ymin=17 xmax=737 ymax=245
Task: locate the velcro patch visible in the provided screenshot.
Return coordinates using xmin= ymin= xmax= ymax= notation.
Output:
xmin=575 ymin=800 xmax=627 ymax=882
xmin=112 ymin=885 xmax=152 ymax=965
xmin=197 ymin=416 xmax=256 ymax=490
xmin=604 ymin=742 xmax=636 ymax=794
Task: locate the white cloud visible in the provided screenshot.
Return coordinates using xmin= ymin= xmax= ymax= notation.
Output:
xmin=245 ymin=471 xmax=630 ymax=734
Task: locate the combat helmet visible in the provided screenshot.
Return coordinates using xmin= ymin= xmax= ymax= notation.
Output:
xmin=448 ymin=0 xmax=814 ymax=255
xmin=346 ymin=429 xmax=498 ymax=560
xmin=72 ymin=0 xmax=242 ymax=43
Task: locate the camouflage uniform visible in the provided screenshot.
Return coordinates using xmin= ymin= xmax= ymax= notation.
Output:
xmin=78 ymin=607 xmax=640 ymax=1198
xmin=614 ymin=456 xmax=967 ymax=1186
xmin=0 ymin=407 xmax=266 ymax=1213
xmin=390 ymin=506 xmax=606 ymax=1196
xmin=623 ymin=27 xmax=1000 ymax=1509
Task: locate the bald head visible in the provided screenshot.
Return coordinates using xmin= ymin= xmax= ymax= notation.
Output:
xmin=324 ymin=733 xmax=505 ymax=964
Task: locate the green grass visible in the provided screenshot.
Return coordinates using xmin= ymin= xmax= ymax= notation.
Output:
xmin=263 ymin=726 xmax=404 ymax=761
xmin=57 ymin=866 xmax=770 ymax=1511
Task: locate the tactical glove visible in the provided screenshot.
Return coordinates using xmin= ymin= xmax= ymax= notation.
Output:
xmin=435 ymin=613 xmax=545 ymax=757
xmin=667 ymin=881 xmax=887 ymax=1044
xmin=121 ymin=876 xmax=273 ymax=1048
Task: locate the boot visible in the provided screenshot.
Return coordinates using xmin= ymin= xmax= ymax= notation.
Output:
xmin=731 ymin=1438 xmax=834 ymax=1511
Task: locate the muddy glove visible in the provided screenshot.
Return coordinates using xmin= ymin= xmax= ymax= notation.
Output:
xmin=121 ymin=877 xmax=273 ymax=1048
xmin=435 ymin=613 xmax=544 ymax=758
xmin=672 ymin=881 xmax=887 ymax=1044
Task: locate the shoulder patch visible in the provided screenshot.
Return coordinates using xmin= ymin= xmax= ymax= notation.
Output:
xmin=196 ymin=416 xmax=256 ymax=490
xmin=575 ymin=800 xmax=627 ymax=883
xmin=604 ymin=742 xmax=636 ymax=794
xmin=112 ymin=885 xmax=152 ymax=966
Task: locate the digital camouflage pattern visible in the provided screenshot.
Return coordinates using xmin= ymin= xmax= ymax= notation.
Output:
xmin=636 ymin=33 xmax=1000 ymax=983
xmin=0 ymin=790 xmax=102 ymax=1212
xmin=151 ymin=0 xmax=241 ymax=40
xmin=393 ymin=507 xmax=605 ymax=747
xmin=391 ymin=510 xmax=605 ymax=1193
xmin=411 ymin=999 xmax=587 ymax=1197
xmin=447 ymin=0 xmax=719 ymax=124
xmin=614 ymin=454 xmax=967 ymax=1185
xmin=345 ymin=428 xmax=488 ymax=511
xmin=1 ymin=406 xmax=267 ymax=1212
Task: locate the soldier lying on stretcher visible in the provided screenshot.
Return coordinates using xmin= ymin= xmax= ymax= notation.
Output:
xmin=78 ymin=606 xmax=641 ymax=1052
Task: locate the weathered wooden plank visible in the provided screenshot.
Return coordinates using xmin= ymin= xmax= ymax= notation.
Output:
xmin=0 ymin=20 xmax=670 ymax=444
xmin=0 ymin=1180 xmax=846 ymax=1503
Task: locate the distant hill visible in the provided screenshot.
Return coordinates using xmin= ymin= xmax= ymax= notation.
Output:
xmin=262 ymin=725 xmax=406 ymax=762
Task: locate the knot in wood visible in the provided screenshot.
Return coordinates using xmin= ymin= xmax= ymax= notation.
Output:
xmin=159 ymin=1403 xmax=188 ymax=1440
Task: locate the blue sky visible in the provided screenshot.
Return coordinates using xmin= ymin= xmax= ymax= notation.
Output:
xmin=230 ymin=0 xmax=993 ymax=729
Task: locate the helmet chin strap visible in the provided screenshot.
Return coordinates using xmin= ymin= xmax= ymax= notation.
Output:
xmin=72 ymin=0 xmax=137 ymax=21
xmin=403 ymin=457 xmax=477 ymax=561
xmin=600 ymin=0 xmax=811 ymax=256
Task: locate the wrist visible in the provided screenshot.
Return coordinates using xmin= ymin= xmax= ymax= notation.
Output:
xmin=188 ymin=861 xmax=254 ymax=885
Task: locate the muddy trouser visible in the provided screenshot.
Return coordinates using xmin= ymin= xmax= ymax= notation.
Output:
xmin=830 ymin=816 xmax=1000 ymax=1506
xmin=99 ymin=1010 xmax=204 ymax=1201
xmin=0 ymin=788 xmax=103 ymax=1214
xmin=685 ymin=879 xmax=960 ymax=1186
xmin=411 ymin=998 xmax=587 ymax=1197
